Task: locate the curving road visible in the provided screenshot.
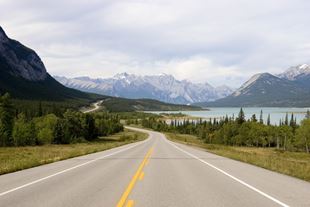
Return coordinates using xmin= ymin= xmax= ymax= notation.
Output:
xmin=0 ymin=127 xmax=309 ymax=207
xmin=83 ymin=100 xmax=103 ymax=113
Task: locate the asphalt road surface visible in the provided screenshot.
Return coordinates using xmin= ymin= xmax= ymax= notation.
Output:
xmin=0 ymin=127 xmax=309 ymax=207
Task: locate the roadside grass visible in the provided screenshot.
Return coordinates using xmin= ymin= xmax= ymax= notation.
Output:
xmin=0 ymin=129 xmax=148 ymax=175
xmin=165 ymin=132 xmax=310 ymax=182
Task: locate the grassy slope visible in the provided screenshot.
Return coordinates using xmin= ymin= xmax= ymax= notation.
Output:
xmin=0 ymin=129 xmax=148 ymax=175
xmin=165 ymin=132 xmax=310 ymax=182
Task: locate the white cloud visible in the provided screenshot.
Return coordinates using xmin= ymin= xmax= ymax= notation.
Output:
xmin=1 ymin=0 xmax=310 ymax=87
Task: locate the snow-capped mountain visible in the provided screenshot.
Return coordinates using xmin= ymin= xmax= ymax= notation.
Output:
xmin=277 ymin=64 xmax=310 ymax=89
xmin=232 ymin=73 xmax=264 ymax=97
xmin=278 ymin=64 xmax=310 ymax=80
xmin=55 ymin=73 xmax=234 ymax=104
xmin=198 ymin=64 xmax=310 ymax=107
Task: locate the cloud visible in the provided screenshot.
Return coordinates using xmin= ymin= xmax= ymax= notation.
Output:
xmin=1 ymin=0 xmax=310 ymax=87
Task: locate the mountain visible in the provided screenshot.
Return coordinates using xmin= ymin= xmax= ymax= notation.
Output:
xmin=0 ymin=26 xmax=102 ymax=103
xmin=278 ymin=64 xmax=310 ymax=89
xmin=197 ymin=70 xmax=310 ymax=107
xmin=0 ymin=26 xmax=201 ymax=112
xmin=54 ymin=73 xmax=233 ymax=104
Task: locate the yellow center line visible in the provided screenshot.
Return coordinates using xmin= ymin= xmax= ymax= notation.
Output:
xmin=126 ymin=200 xmax=134 ymax=207
xmin=116 ymin=147 xmax=153 ymax=207
xmin=139 ymin=172 xmax=145 ymax=181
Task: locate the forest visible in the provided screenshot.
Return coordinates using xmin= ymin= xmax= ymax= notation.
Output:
xmin=140 ymin=108 xmax=310 ymax=153
xmin=0 ymin=93 xmax=123 ymax=146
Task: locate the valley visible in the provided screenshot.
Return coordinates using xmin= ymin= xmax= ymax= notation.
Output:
xmin=1 ymin=5 xmax=310 ymax=206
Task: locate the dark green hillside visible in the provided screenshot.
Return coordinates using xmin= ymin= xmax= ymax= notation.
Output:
xmin=100 ymin=97 xmax=201 ymax=112
xmin=0 ymin=25 xmax=104 ymax=105
xmin=0 ymin=70 xmax=103 ymax=102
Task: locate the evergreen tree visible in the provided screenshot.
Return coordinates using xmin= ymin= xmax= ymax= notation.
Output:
xmin=38 ymin=101 xmax=43 ymax=117
xmin=284 ymin=113 xmax=289 ymax=125
xmin=237 ymin=108 xmax=245 ymax=124
xmin=251 ymin=114 xmax=257 ymax=122
xmin=84 ymin=114 xmax=96 ymax=141
xmin=53 ymin=119 xmax=65 ymax=144
xmin=259 ymin=110 xmax=263 ymax=124
xmin=0 ymin=93 xmax=15 ymax=146
xmin=267 ymin=114 xmax=271 ymax=126
xmin=213 ymin=118 xmax=217 ymax=126
xmin=224 ymin=115 xmax=229 ymax=123
xmin=289 ymin=113 xmax=295 ymax=127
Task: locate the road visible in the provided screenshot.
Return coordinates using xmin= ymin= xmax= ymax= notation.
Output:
xmin=0 ymin=127 xmax=309 ymax=207
xmin=83 ymin=100 xmax=103 ymax=113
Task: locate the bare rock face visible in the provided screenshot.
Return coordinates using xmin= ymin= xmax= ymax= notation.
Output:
xmin=0 ymin=27 xmax=9 ymax=43
xmin=54 ymin=73 xmax=234 ymax=104
xmin=0 ymin=26 xmax=47 ymax=81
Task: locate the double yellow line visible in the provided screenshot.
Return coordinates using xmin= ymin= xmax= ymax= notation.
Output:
xmin=116 ymin=147 xmax=153 ymax=207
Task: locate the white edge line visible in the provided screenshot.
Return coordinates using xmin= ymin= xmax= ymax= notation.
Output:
xmin=165 ymin=138 xmax=290 ymax=207
xmin=0 ymin=138 xmax=149 ymax=197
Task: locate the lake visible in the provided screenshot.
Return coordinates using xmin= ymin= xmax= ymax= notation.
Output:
xmin=150 ymin=107 xmax=310 ymax=125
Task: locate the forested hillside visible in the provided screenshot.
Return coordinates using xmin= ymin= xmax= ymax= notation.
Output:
xmin=100 ymin=97 xmax=202 ymax=112
xmin=0 ymin=93 xmax=123 ymax=147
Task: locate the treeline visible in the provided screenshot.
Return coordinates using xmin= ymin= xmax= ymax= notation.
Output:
xmin=12 ymin=99 xmax=84 ymax=118
xmin=0 ymin=93 xmax=123 ymax=146
xmin=141 ymin=108 xmax=310 ymax=153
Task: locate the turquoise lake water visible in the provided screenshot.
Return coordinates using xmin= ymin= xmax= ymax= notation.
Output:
xmin=150 ymin=107 xmax=310 ymax=125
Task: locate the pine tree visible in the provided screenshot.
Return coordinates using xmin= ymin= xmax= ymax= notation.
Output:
xmin=38 ymin=101 xmax=43 ymax=117
xmin=224 ymin=115 xmax=229 ymax=123
xmin=267 ymin=114 xmax=271 ymax=126
xmin=285 ymin=113 xmax=289 ymax=125
xmin=237 ymin=108 xmax=245 ymax=124
xmin=0 ymin=93 xmax=15 ymax=146
xmin=251 ymin=114 xmax=257 ymax=122
xmin=289 ymin=113 xmax=295 ymax=127
xmin=213 ymin=118 xmax=217 ymax=126
xmin=84 ymin=114 xmax=96 ymax=141
xmin=259 ymin=110 xmax=263 ymax=124
xmin=53 ymin=119 xmax=65 ymax=144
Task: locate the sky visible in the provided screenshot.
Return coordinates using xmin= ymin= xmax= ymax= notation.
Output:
xmin=1 ymin=0 xmax=310 ymax=87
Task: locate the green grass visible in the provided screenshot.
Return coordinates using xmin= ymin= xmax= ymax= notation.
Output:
xmin=0 ymin=129 xmax=148 ymax=175
xmin=166 ymin=132 xmax=310 ymax=182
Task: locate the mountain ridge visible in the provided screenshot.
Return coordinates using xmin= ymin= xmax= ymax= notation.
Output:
xmin=0 ymin=26 xmax=201 ymax=111
xmin=0 ymin=26 xmax=47 ymax=81
xmin=0 ymin=26 xmax=102 ymax=103
xmin=197 ymin=65 xmax=310 ymax=107
xmin=54 ymin=73 xmax=234 ymax=105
